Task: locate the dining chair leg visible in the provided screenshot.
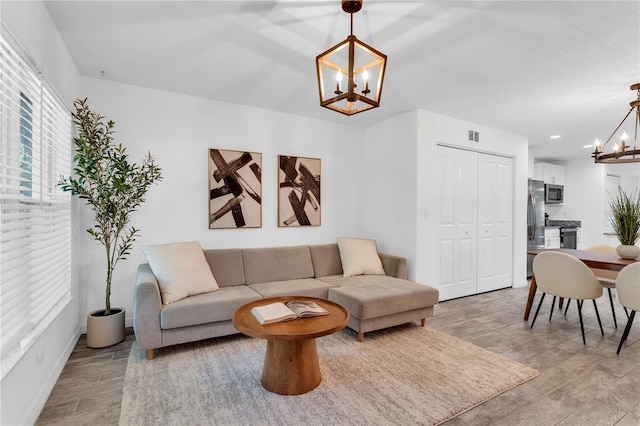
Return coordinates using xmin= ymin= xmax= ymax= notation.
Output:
xmin=564 ymin=299 xmax=571 ymax=316
xmin=593 ymin=300 xmax=604 ymax=335
xmin=531 ymin=293 xmax=546 ymax=329
xmin=616 ymin=310 xmax=636 ymax=355
xmin=577 ymin=300 xmax=586 ymax=345
xmin=549 ymin=296 xmax=557 ymax=322
xmin=624 ymin=306 xmax=630 ymax=319
xmin=607 ymin=288 xmax=617 ymax=328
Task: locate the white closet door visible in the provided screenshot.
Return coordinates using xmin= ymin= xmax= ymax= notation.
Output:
xmin=437 ymin=146 xmax=478 ymax=300
xmin=477 ymin=153 xmax=513 ymax=293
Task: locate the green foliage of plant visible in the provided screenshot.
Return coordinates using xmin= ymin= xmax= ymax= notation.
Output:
xmin=58 ymin=98 xmax=162 ymax=315
xmin=608 ymin=187 xmax=640 ymax=246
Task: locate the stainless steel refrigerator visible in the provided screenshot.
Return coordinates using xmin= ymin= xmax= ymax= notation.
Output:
xmin=527 ymin=179 xmax=545 ymax=278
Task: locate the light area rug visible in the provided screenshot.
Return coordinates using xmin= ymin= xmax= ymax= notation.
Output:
xmin=119 ymin=324 xmax=538 ymax=426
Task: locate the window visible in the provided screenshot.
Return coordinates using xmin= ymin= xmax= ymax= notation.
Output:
xmin=0 ymin=36 xmax=72 ymax=378
xmin=19 ymin=92 xmax=33 ymax=198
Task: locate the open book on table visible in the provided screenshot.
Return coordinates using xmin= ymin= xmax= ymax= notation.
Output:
xmin=251 ymin=300 xmax=329 ymax=325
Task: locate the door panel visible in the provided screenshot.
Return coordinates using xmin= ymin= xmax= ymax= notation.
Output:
xmin=437 ymin=146 xmax=477 ymax=300
xmin=438 ymin=240 xmax=454 ymax=293
xmin=477 ymin=154 xmax=513 ymax=293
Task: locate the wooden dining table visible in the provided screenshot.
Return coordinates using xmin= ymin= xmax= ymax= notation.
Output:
xmin=524 ymin=248 xmax=638 ymax=320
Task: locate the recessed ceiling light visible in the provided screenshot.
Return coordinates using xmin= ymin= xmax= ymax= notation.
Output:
xmin=549 ymin=135 xmax=561 ymax=139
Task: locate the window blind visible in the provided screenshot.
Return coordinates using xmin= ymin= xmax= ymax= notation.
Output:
xmin=0 ymin=36 xmax=72 ymax=378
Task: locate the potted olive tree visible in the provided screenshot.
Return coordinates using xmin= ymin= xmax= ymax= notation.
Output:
xmin=59 ymin=98 xmax=162 ymax=347
xmin=609 ymin=187 xmax=640 ymax=260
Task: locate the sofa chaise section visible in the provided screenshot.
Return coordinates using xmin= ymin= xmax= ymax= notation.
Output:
xmin=326 ymin=276 xmax=439 ymax=342
xmin=309 ymin=243 xmax=439 ymax=341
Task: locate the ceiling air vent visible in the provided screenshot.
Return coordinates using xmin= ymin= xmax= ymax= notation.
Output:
xmin=468 ymin=130 xmax=480 ymax=142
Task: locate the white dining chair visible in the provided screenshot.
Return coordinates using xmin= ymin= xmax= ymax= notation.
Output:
xmin=615 ymin=263 xmax=640 ymax=354
xmin=531 ymin=251 xmax=604 ymax=345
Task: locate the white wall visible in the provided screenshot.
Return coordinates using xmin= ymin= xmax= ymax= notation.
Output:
xmin=76 ymin=77 xmax=365 ymax=330
xmin=609 ymin=163 xmax=640 ymax=194
xmin=361 ymin=111 xmax=419 ymax=271
xmin=1 ymin=2 xmax=81 ymax=425
xmin=527 ymin=152 xmax=536 ymax=179
xmin=561 ymin=159 xmax=606 ymax=248
xmin=362 ymin=109 xmax=529 ymax=290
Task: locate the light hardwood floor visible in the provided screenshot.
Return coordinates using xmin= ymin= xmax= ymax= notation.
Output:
xmin=36 ymin=286 xmax=640 ymax=425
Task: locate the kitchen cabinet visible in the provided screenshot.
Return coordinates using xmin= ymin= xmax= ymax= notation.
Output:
xmin=544 ymin=227 xmax=561 ymax=248
xmin=534 ymin=162 xmax=566 ymax=185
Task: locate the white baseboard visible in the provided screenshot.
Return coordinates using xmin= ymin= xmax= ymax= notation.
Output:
xmin=512 ymin=279 xmax=529 ymax=288
xmin=24 ymin=326 xmax=81 ymax=426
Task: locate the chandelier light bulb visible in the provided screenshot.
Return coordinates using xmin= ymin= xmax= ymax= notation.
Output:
xmin=621 ymin=131 xmax=628 ymax=142
xmin=594 ymin=139 xmax=601 ymax=147
xmin=614 ymin=143 xmax=619 ymax=152
xmin=362 ymin=69 xmax=370 ymax=95
xmin=335 ymin=70 xmax=343 ymax=94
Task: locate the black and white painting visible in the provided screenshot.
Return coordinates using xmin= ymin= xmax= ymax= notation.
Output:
xmin=278 ymin=156 xmax=321 ymax=227
xmin=208 ymin=148 xmax=262 ymax=229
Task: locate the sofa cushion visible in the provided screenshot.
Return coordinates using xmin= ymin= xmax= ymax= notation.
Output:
xmin=309 ymin=244 xmax=343 ymax=277
xmin=317 ymin=274 xmax=380 ymax=286
xmin=327 ymin=276 xmax=439 ymax=320
xmin=160 ymin=285 xmax=262 ymax=329
xmin=248 ymin=278 xmax=336 ymax=299
xmin=336 ymin=237 xmax=385 ymax=277
xmin=242 ymin=245 xmax=315 ymax=285
xmin=203 ymin=248 xmax=245 ymax=287
xmin=142 ymin=241 xmax=219 ymax=304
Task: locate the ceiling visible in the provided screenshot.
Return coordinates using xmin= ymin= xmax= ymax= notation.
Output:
xmin=42 ymin=0 xmax=640 ymax=161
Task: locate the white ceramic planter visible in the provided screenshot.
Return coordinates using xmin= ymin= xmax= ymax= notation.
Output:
xmin=616 ymin=245 xmax=640 ymax=260
xmin=86 ymin=308 xmax=125 ymax=348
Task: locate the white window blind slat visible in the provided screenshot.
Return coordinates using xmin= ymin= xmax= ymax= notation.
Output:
xmin=0 ymin=36 xmax=72 ymax=378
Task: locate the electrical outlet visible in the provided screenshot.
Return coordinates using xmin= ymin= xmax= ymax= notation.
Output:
xmin=36 ymin=349 xmax=45 ymax=368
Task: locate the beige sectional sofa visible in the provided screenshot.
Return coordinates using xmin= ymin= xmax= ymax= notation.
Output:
xmin=133 ymin=243 xmax=439 ymax=359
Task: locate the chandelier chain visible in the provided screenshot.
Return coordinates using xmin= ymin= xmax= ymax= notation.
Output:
xmin=601 ymin=107 xmax=634 ymax=149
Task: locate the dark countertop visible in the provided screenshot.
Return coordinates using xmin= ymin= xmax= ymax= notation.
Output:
xmin=547 ymin=220 xmax=581 ymax=228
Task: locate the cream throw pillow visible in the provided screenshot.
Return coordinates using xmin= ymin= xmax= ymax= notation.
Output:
xmin=142 ymin=241 xmax=219 ymax=304
xmin=336 ymin=237 xmax=385 ymax=277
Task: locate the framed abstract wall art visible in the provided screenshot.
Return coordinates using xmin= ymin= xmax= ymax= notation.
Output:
xmin=278 ymin=155 xmax=321 ymax=227
xmin=208 ymin=148 xmax=262 ymax=229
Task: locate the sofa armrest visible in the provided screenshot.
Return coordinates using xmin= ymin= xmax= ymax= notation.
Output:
xmin=378 ymin=253 xmax=408 ymax=279
xmin=133 ymin=264 xmax=163 ymax=351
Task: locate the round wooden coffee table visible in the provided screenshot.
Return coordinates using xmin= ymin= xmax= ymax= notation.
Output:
xmin=232 ymin=296 xmax=349 ymax=395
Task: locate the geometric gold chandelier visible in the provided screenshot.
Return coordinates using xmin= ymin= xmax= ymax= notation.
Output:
xmin=316 ymin=0 xmax=387 ymax=116
xmin=592 ymin=83 xmax=640 ymax=164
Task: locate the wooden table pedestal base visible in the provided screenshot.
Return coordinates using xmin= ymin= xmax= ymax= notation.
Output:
xmin=261 ymin=338 xmax=321 ymax=395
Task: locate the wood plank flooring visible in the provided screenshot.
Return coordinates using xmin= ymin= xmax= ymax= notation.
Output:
xmin=36 ymin=286 xmax=640 ymax=425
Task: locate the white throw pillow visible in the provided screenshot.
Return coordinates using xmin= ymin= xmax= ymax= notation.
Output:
xmin=336 ymin=237 xmax=385 ymax=277
xmin=142 ymin=241 xmax=219 ymax=304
